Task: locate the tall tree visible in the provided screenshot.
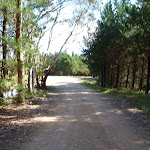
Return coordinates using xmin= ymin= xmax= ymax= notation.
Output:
xmin=83 ymin=0 xmax=150 ymax=94
xmin=1 ymin=4 xmax=7 ymax=79
xmin=16 ymin=0 xmax=23 ymax=102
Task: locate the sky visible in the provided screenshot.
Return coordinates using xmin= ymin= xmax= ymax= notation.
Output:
xmin=39 ymin=1 xmax=95 ymax=56
xmin=39 ymin=0 xmax=137 ymax=56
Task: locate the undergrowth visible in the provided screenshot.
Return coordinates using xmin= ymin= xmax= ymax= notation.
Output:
xmin=1 ymin=86 xmax=55 ymax=106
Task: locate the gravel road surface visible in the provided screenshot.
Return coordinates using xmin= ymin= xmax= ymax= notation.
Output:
xmin=20 ymin=76 xmax=150 ymax=150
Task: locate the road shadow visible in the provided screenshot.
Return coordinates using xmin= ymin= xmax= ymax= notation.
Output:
xmin=1 ymin=78 xmax=150 ymax=150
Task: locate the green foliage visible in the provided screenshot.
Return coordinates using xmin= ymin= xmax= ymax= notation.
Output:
xmin=0 ymin=79 xmax=7 ymax=92
xmin=83 ymin=0 xmax=150 ymax=92
xmin=0 ymin=97 xmax=4 ymax=106
xmin=51 ymin=52 xmax=90 ymax=76
xmin=0 ymin=0 xmax=97 ymax=104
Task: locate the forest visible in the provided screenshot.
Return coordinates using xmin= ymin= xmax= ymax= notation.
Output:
xmin=46 ymin=52 xmax=90 ymax=76
xmin=0 ymin=0 xmax=149 ymax=106
xmin=0 ymin=1 xmax=150 ymax=149
xmin=83 ymin=0 xmax=150 ymax=94
xmin=0 ymin=0 xmax=95 ymax=104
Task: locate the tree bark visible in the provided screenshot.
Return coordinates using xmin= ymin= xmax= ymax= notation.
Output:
xmin=41 ymin=54 xmax=46 ymax=82
xmin=110 ymin=68 xmax=113 ymax=88
xmin=107 ymin=66 xmax=110 ymax=87
xmin=101 ymin=67 xmax=104 ymax=87
xmin=0 ymin=7 xmax=7 ymax=98
xmin=16 ymin=0 xmax=23 ymax=103
xmin=32 ymin=69 xmax=34 ymax=93
xmin=131 ymin=57 xmax=136 ymax=90
xmin=103 ymin=65 xmax=106 ymax=88
xmin=98 ymin=71 xmax=100 ymax=85
xmin=145 ymin=51 xmax=150 ymax=94
xmin=139 ymin=57 xmax=144 ymax=91
xmin=120 ymin=73 xmax=122 ymax=87
xmin=1 ymin=7 xmax=7 ymax=79
xmin=36 ymin=72 xmax=40 ymax=87
xmin=28 ymin=71 xmax=30 ymax=90
xmin=42 ymin=65 xmax=52 ymax=87
xmin=42 ymin=53 xmax=61 ymax=87
xmin=115 ymin=62 xmax=120 ymax=88
xmin=125 ymin=65 xmax=129 ymax=88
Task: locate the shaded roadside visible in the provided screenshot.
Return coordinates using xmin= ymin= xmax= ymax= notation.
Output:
xmin=20 ymin=76 xmax=150 ymax=150
xmin=0 ymin=87 xmax=61 ymax=150
xmin=79 ymin=77 xmax=150 ymax=139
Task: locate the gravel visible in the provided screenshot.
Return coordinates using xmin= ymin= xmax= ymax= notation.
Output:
xmin=0 ymin=88 xmax=61 ymax=150
xmin=105 ymin=94 xmax=150 ymax=139
xmin=0 ymin=76 xmax=150 ymax=150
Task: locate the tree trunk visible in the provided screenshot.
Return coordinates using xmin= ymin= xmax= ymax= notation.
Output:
xmin=1 ymin=7 xmax=7 ymax=79
xmin=27 ymin=68 xmax=35 ymax=92
xmin=98 ymin=71 xmax=100 ymax=85
xmin=120 ymin=73 xmax=122 ymax=87
xmin=0 ymin=7 xmax=7 ymax=98
xmin=145 ymin=51 xmax=150 ymax=94
xmin=41 ymin=56 xmax=45 ymax=82
xmin=35 ymin=57 xmax=40 ymax=87
xmin=103 ymin=65 xmax=106 ymax=88
xmin=41 ymin=23 xmax=75 ymax=87
xmin=131 ymin=57 xmax=136 ymax=90
xmin=32 ymin=69 xmax=34 ymax=93
xmin=36 ymin=72 xmax=40 ymax=87
xmin=115 ymin=62 xmax=120 ymax=88
xmin=42 ymin=52 xmax=61 ymax=87
xmin=139 ymin=57 xmax=144 ymax=91
xmin=42 ymin=64 xmax=53 ymax=87
xmin=107 ymin=66 xmax=110 ymax=87
xmin=28 ymin=71 xmax=30 ymax=90
xmin=16 ymin=0 xmax=23 ymax=103
xmin=125 ymin=65 xmax=129 ymax=88
xmin=110 ymin=68 xmax=113 ymax=88
xmin=101 ymin=67 xmax=104 ymax=87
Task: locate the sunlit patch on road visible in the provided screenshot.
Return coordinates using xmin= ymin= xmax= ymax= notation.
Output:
xmin=34 ymin=116 xmax=60 ymax=123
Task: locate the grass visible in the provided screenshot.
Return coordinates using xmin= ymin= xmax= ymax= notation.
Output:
xmin=1 ymin=86 xmax=55 ymax=106
xmin=79 ymin=77 xmax=150 ymax=117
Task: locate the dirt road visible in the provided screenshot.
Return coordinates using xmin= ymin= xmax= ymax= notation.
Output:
xmin=20 ymin=76 xmax=150 ymax=150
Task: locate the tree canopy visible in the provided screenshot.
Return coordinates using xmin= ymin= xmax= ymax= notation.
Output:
xmin=0 ymin=0 xmax=95 ymax=103
xmin=48 ymin=52 xmax=90 ymax=76
xmin=83 ymin=0 xmax=150 ymax=93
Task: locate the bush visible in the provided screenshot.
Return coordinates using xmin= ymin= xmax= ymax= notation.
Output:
xmin=0 ymin=98 xmax=4 ymax=106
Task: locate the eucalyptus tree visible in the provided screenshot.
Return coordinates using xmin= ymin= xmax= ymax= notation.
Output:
xmin=38 ymin=0 xmax=98 ymax=87
xmin=0 ymin=0 xmax=61 ymax=101
xmin=0 ymin=0 xmax=7 ymax=98
xmin=1 ymin=0 xmax=7 ymax=80
xmin=0 ymin=0 xmax=100 ymax=102
xmin=14 ymin=0 xmax=24 ymax=102
xmin=0 ymin=0 xmax=16 ymax=98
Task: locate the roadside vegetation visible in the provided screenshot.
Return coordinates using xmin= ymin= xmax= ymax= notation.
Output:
xmin=45 ymin=52 xmax=90 ymax=76
xmin=0 ymin=0 xmax=95 ymax=104
xmin=80 ymin=77 xmax=150 ymax=117
xmin=81 ymin=0 xmax=150 ymax=116
xmin=0 ymin=0 xmax=149 ymax=121
xmin=83 ymin=0 xmax=150 ymax=94
xmin=0 ymin=85 xmax=49 ymax=106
